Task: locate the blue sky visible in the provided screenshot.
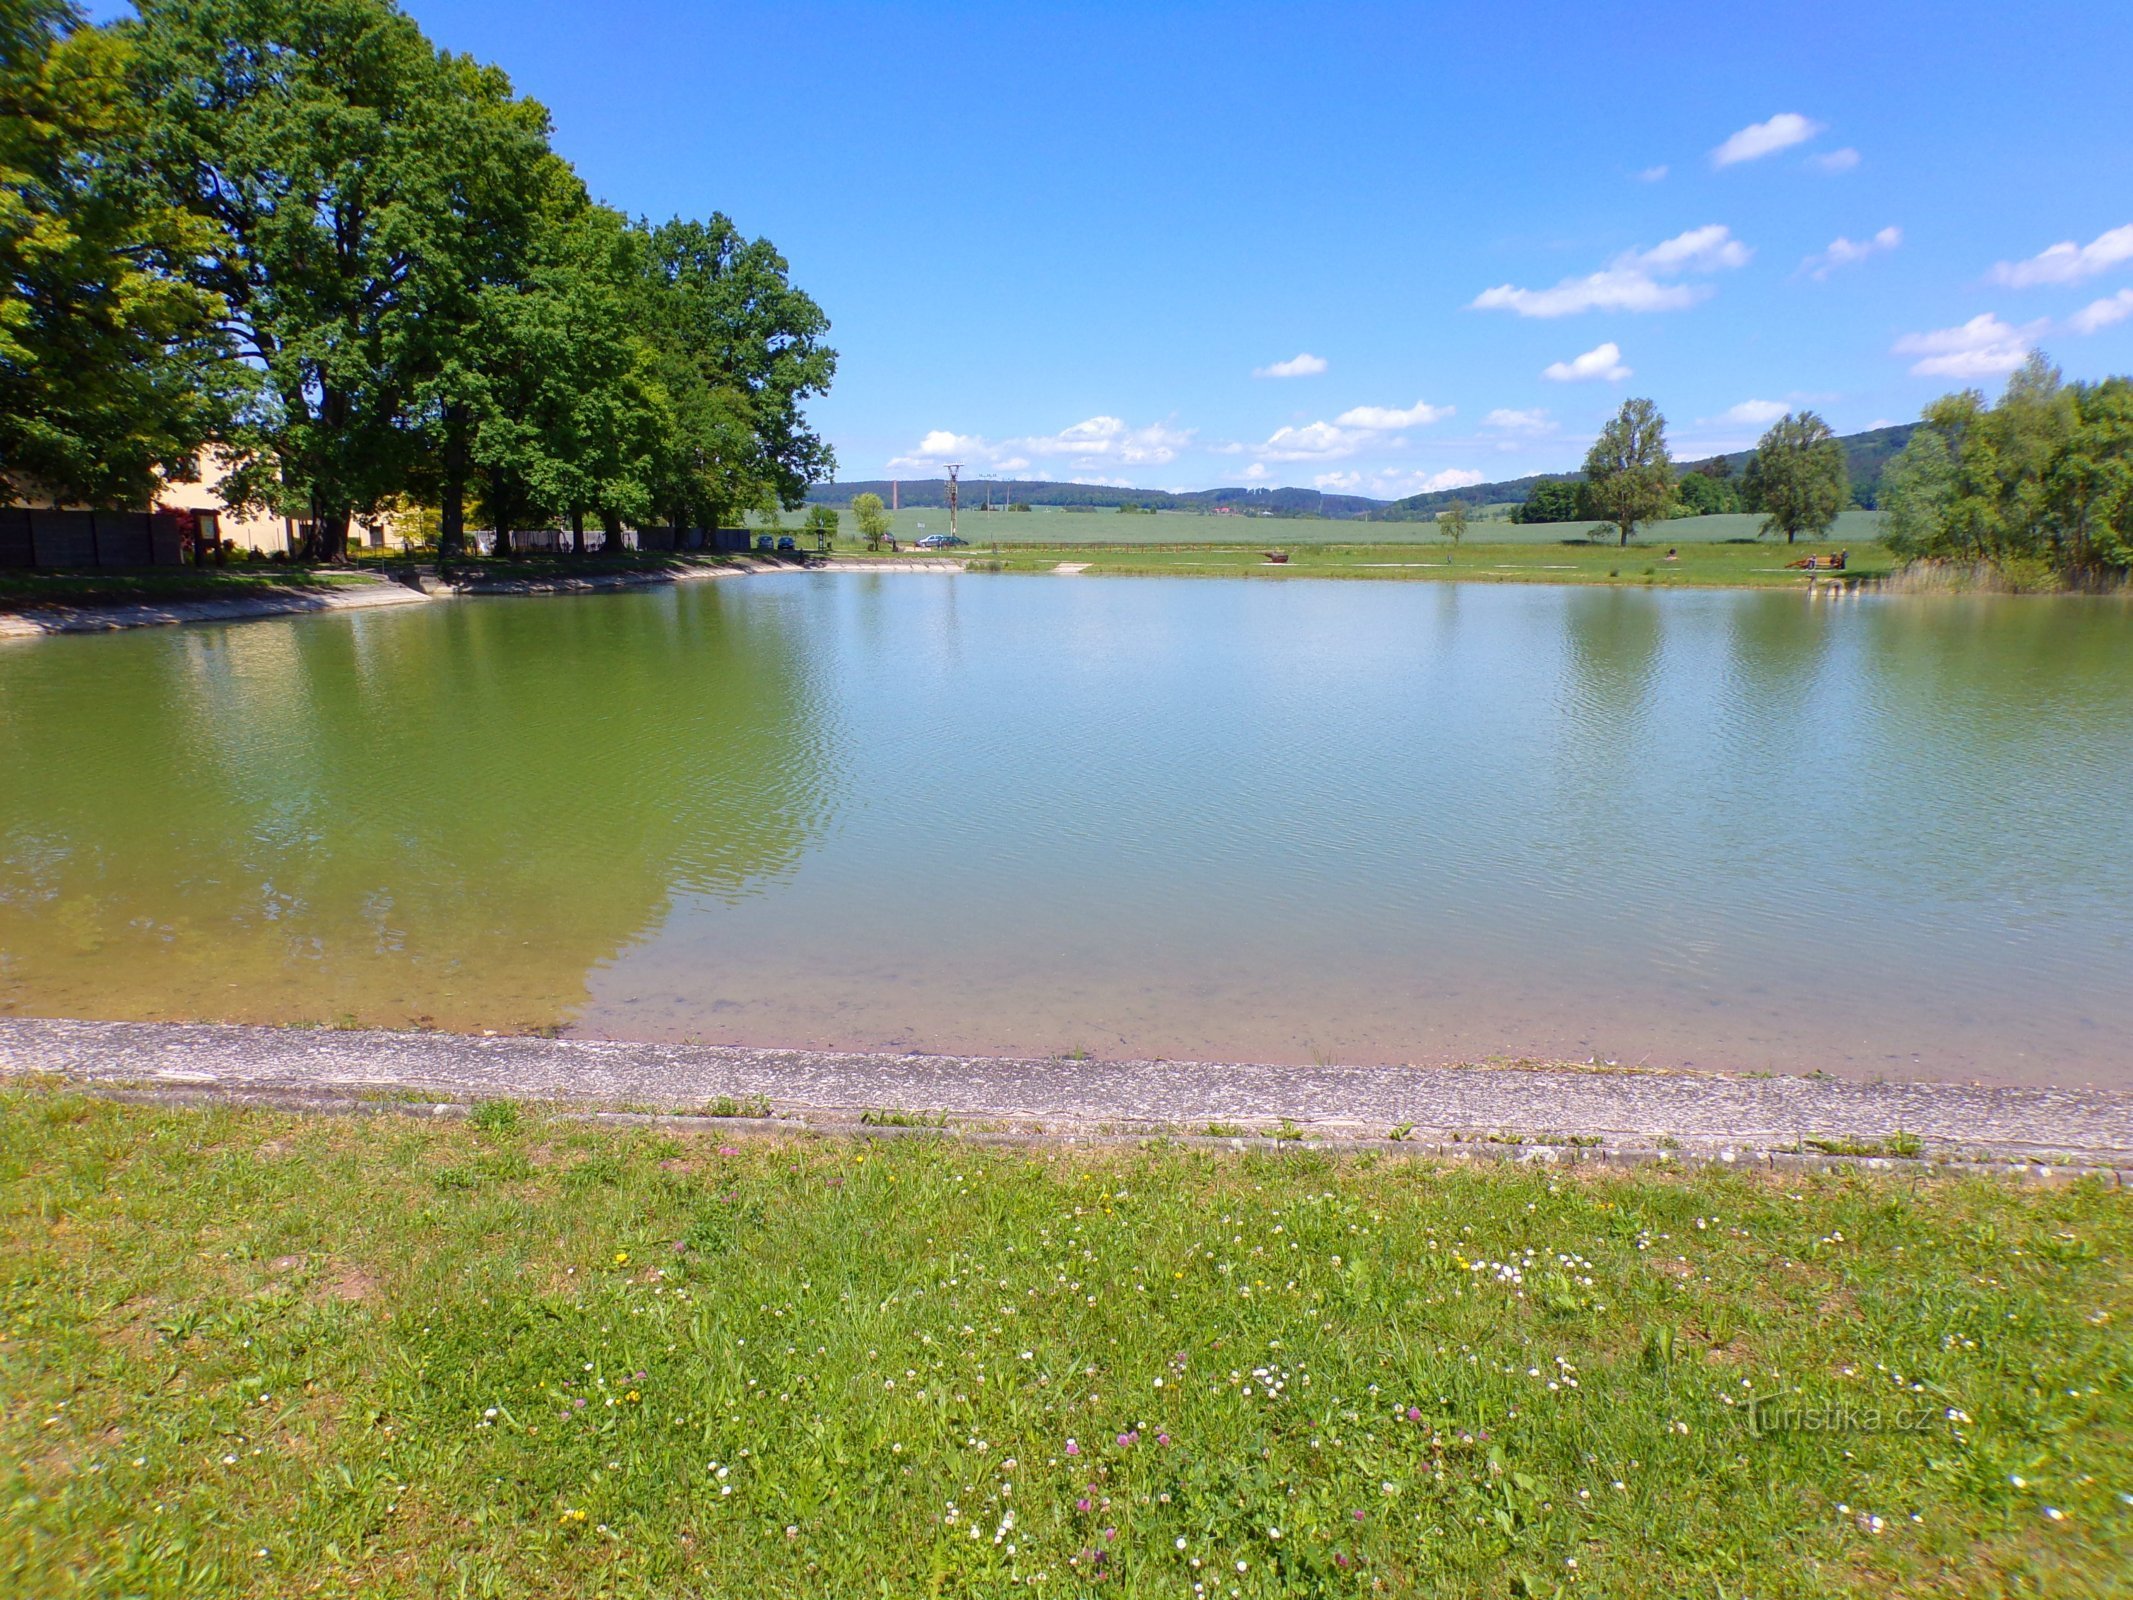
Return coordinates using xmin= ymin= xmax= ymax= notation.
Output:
xmin=126 ymin=1 xmax=2133 ymax=494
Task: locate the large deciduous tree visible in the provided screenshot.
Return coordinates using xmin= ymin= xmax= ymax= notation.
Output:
xmin=1743 ymin=411 xmax=1849 ymax=543
xmin=1 ymin=0 xmax=238 ymax=505
xmin=126 ymin=0 xmax=548 ymax=559
xmin=1582 ymin=398 xmax=1673 ymax=547
xmin=639 ymin=215 xmax=835 ymax=536
xmin=459 ymin=193 xmax=661 ymax=553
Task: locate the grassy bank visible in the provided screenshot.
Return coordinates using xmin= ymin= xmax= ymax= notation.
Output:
xmin=0 ymin=566 xmax=381 ymax=613
xmin=2 ymin=1092 xmax=2126 ymax=1597
xmin=839 ymin=538 xmax=1900 ymax=590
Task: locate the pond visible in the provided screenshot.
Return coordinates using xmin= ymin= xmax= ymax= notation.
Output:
xmin=4 ymin=573 xmax=2130 ymax=1087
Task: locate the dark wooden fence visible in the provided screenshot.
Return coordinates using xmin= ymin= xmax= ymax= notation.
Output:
xmin=0 ymin=508 xmax=189 ymax=569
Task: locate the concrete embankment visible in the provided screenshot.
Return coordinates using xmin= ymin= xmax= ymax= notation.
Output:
xmin=3 ymin=1017 xmax=2127 ymax=1177
xmin=0 ymin=573 xmax=435 ymax=638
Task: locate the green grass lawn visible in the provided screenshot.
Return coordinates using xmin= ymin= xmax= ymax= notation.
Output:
xmin=3 ymin=1091 xmax=2125 ymax=1597
xmin=835 ymin=535 xmax=1897 ymax=591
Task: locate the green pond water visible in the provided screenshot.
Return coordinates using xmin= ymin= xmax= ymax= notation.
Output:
xmin=3 ymin=574 xmax=2130 ymax=1087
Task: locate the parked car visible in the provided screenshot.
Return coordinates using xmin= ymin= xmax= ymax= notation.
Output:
xmin=776 ymin=535 xmax=797 ymax=553
xmin=914 ymin=532 xmax=967 ymax=550
xmin=754 ymin=534 xmax=774 ymax=552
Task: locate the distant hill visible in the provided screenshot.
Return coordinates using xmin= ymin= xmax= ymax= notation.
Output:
xmin=810 ymin=423 xmax=1920 ymax=521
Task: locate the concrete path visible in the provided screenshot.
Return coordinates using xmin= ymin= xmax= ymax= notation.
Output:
xmin=0 ymin=575 xmax=433 ymax=638
xmin=3 ymin=1017 xmax=2128 ymax=1173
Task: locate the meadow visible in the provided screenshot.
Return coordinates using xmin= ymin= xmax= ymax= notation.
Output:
xmin=2 ymin=1090 xmax=2126 ymax=1598
xmin=823 ymin=507 xmax=1889 ymax=551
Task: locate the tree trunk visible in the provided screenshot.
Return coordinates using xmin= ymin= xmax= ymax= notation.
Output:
xmin=304 ymin=489 xmax=349 ymax=563
xmin=1619 ymin=523 xmax=1630 ymax=548
xmin=570 ymin=507 xmax=585 ymax=556
xmin=439 ymin=405 xmax=468 ymax=561
xmin=601 ymin=510 xmax=622 ymax=557
xmin=1787 ymin=527 xmax=1796 ymax=544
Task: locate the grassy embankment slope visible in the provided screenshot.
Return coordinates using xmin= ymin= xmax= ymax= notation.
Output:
xmin=3 ymin=1091 xmax=2125 ymax=1597
xmin=0 ymin=566 xmax=383 ymax=613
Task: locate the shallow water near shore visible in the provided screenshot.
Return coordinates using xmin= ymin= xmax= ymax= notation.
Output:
xmin=3 ymin=572 xmax=2130 ymax=1087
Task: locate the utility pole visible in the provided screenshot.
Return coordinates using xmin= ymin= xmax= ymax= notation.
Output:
xmin=945 ymin=464 xmax=961 ymax=544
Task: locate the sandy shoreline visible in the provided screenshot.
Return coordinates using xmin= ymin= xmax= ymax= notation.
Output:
xmin=3 ymin=1015 xmax=2127 ymax=1174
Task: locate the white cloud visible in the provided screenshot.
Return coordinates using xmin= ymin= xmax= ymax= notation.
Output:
xmin=1803 ymin=225 xmax=1901 ymax=279
xmin=1989 ymin=223 xmax=2133 ymax=288
xmin=1233 ymin=396 xmax=1452 ymax=464
xmin=1018 ymin=416 xmax=1193 ymax=464
xmin=1542 ymin=342 xmax=1631 ymax=382
xmin=1254 ymin=421 xmax=1372 ymax=461
xmin=1254 ymin=352 xmax=1328 ymax=379
xmin=1636 ymin=225 xmax=1754 ymax=272
xmin=1333 ymin=399 xmax=1453 ymax=429
xmin=887 ymin=415 xmax=1194 ymax=472
xmin=1812 ymin=148 xmax=1861 ymax=173
xmin=1721 ymin=399 xmax=1789 ymax=426
xmin=1416 ymin=467 xmax=1487 ymax=492
xmin=897 ymin=429 xmax=983 ymax=462
xmin=1637 ymin=165 xmax=1669 ymax=183
xmin=1892 ymin=314 xmax=2047 ymax=378
xmin=1471 ymin=224 xmax=1750 ymax=318
xmin=1242 ymin=462 xmax=1269 ymax=481
xmin=1314 ymin=467 xmax=1487 ymax=497
xmin=1482 ymin=407 xmax=1553 ymax=433
xmin=1711 ymin=112 xmax=1824 ymax=167
xmin=2070 ymin=288 xmax=2133 ymax=334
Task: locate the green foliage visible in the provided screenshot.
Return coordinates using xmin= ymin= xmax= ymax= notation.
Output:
xmin=0 ymin=0 xmax=241 ymax=505
xmin=1513 ymin=478 xmax=1583 ymax=524
xmin=1436 ymin=498 xmax=1469 ymax=547
xmin=851 ymin=490 xmax=891 ymax=550
xmin=466 ymin=1098 xmax=522 ymax=1135
xmin=123 ymin=0 xmax=556 ymax=556
xmin=1883 ymin=355 xmax=2133 ymax=579
xmin=638 ymin=215 xmax=837 ymax=533
xmin=1743 ymin=411 xmax=1850 ymax=543
xmin=5 ymin=0 xmax=836 ymax=555
xmin=454 ymin=193 xmax=664 ymax=549
xmin=1582 ymin=398 xmax=1674 ymax=547
xmin=1671 ymin=468 xmax=1739 ymax=518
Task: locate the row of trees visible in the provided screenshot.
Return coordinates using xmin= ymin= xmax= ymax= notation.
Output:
xmin=1524 ymin=400 xmax=1850 ymax=546
xmin=1 ymin=0 xmax=835 ymax=559
xmin=1516 ymin=365 xmax=2131 ymax=579
xmin=1882 ymin=355 xmax=2132 ymax=580
xmin=1513 ymin=409 xmax=1849 ymax=541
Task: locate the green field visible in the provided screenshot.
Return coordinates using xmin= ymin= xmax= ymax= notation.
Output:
xmin=790 ymin=508 xmax=1888 ymax=550
xmin=4 ymin=1090 xmax=2125 ymax=1597
xmin=836 ymin=534 xmax=1898 ymax=590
